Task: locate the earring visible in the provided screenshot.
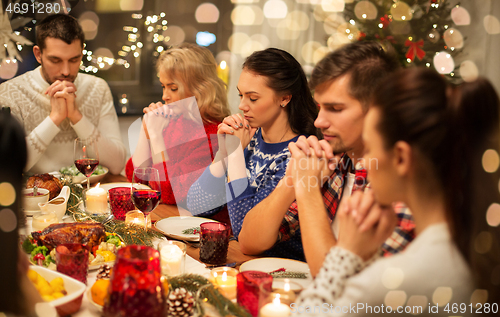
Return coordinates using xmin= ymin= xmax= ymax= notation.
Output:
xmin=281 ymin=104 xmax=286 ymax=108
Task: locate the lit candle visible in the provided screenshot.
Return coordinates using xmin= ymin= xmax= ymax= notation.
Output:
xmin=160 ymin=244 xmax=184 ymax=276
xmin=125 ymin=210 xmax=146 ymax=228
xmin=85 ymin=184 xmax=108 ymax=214
xmin=260 ymin=294 xmax=291 ymax=317
xmin=211 ymin=267 xmax=238 ymax=300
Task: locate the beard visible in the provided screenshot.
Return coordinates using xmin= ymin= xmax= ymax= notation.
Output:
xmin=328 ymin=137 xmax=351 ymax=156
xmin=40 ymin=62 xmax=77 ymax=85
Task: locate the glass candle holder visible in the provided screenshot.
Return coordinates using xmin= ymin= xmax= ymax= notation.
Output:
xmin=259 ymin=279 xmax=303 ymax=317
xmin=237 ymin=271 xmax=273 ymax=317
xmin=55 ymin=243 xmax=89 ymax=284
xmin=109 ymin=187 xmax=135 ymax=221
xmin=199 ymin=222 xmax=230 ymax=265
xmin=210 ymin=267 xmax=238 ymax=300
xmin=125 ymin=210 xmax=146 ymax=228
xmin=103 ymin=245 xmax=164 ymax=317
xmin=32 ymin=211 xmax=57 ymax=231
xmin=158 ymin=240 xmax=186 ymax=277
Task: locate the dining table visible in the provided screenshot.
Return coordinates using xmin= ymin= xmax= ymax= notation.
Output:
xmin=31 ymin=172 xmax=261 ymax=317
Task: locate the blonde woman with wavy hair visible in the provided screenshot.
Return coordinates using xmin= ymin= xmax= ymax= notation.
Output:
xmin=126 ymin=43 xmax=230 ymax=206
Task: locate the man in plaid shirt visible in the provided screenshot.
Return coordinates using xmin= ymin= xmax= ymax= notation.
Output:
xmin=237 ymin=42 xmax=415 ymax=276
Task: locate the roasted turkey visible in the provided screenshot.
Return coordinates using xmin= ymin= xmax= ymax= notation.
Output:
xmin=26 ymin=173 xmax=63 ymax=200
xmin=32 ymin=222 xmax=106 ymax=251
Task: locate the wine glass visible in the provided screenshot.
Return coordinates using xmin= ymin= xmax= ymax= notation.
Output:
xmin=131 ymin=167 xmax=161 ymax=227
xmin=74 ymin=138 xmax=99 ymax=189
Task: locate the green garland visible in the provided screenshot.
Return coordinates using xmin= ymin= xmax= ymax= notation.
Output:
xmin=168 ymin=274 xmax=252 ymax=317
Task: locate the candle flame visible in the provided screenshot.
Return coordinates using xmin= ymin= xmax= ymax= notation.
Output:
xmin=273 ymin=294 xmax=281 ymax=305
xmin=95 ymin=183 xmax=100 ymax=189
xmin=222 ymin=272 xmax=227 ymax=282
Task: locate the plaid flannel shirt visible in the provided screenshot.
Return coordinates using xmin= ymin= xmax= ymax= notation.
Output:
xmin=278 ymin=154 xmax=415 ymax=256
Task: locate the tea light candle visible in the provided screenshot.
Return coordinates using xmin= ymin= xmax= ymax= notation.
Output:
xmin=211 ymin=268 xmax=237 ymax=300
xmin=160 ymin=244 xmax=184 ymax=276
xmin=85 ymin=185 xmax=107 ymax=213
xmin=32 ymin=212 xmax=58 ymax=231
xmin=125 ymin=210 xmax=146 ymax=228
xmin=260 ymin=294 xmax=290 ymax=317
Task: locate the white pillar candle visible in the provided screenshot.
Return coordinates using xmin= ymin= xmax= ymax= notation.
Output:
xmin=160 ymin=244 xmax=184 ymax=276
xmin=85 ymin=185 xmax=108 ymax=213
xmin=260 ymin=295 xmax=291 ymax=317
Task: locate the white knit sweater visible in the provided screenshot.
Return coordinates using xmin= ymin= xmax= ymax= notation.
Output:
xmin=0 ymin=67 xmax=126 ymax=174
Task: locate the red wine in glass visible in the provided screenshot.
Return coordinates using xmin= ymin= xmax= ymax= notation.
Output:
xmin=131 ymin=168 xmax=161 ymax=225
xmin=74 ymin=158 xmax=99 ymax=177
xmin=131 ymin=189 xmax=161 ymax=214
xmin=74 ymin=138 xmax=99 ymax=189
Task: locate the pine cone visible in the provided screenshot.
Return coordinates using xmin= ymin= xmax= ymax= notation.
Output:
xmin=96 ymin=264 xmax=112 ymax=279
xmin=166 ymin=287 xmax=195 ymax=317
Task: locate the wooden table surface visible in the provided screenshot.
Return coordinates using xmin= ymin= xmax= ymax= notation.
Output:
xmin=102 ymin=173 xmax=260 ymax=266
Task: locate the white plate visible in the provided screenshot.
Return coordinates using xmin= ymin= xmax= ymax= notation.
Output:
xmin=72 ymin=167 xmax=109 ymax=185
xmin=239 ymin=258 xmax=312 ymax=289
xmin=98 ymin=182 xmax=150 ymax=191
xmin=154 ymin=216 xmax=219 ymax=241
xmin=30 ymin=265 xmax=86 ymax=312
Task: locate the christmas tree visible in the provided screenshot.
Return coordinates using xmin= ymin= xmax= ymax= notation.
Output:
xmin=341 ymin=0 xmax=467 ymax=81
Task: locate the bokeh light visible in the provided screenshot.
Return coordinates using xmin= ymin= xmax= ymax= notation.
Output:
xmin=232 ymin=5 xmax=263 ymax=25
xmin=301 ymin=41 xmax=322 ymax=64
xmin=354 ymin=1 xmax=377 ymax=20
xmin=384 ymin=290 xmax=407 ymax=309
xmin=327 ymin=33 xmax=351 ymax=50
xmin=323 ymin=13 xmax=346 ymax=34
xmin=0 ymin=59 xmax=18 ymax=80
xmin=79 ymin=11 xmax=99 ymax=40
xmin=474 ymin=231 xmax=492 ymax=254
xmin=250 ymin=34 xmax=271 ymax=48
xmin=427 ymin=29 xmax=440 ymax=43
xmin=231 ymin=0 xmax=258 ymax=3
xmin=470 ymin=289 xmax=488 ymax=306
xmin=94 ymin=48 xmax=114 ymax=70
xmin=459 ymin=60 xmax=478 ymax=82
xmin=484 ymin=15 xmax=500 ymax=34
xmin=390 ymin=1 xmax=413 ymax=21
xmin=433 ymin=52 xmax=455 ymax=74
xmin=240 ymin=40 xmax=266 ymax=58
xmin=406 ymin=295 xmax=427 ymax=315
xmin=195 ymin=3 xmax=220 ymax=23
xmin=314 ymin=4 xmax=327 ymax=22
xmin=321 ymin=0 xmax=345 ymax=12
xmin=277 ymin=19 xmax=301 ymax=40
xmin=482 ymin=149 xmax=500 ymax=173
xmin=313 ymin=46 xmax=330 ymax=64
xmin=443 ymin=28 xmax=464 ymax=49
xmin=337 ymin=22 xmax=360 ymax=41
xmin=0 ymin=209 xmax=16 ymax=233
xmin=120 ymin=0 xmax=144 ymax=11
xmin=432 ymin=287 xmax=453 ymax=306
xmin=286 ymin=11 xmax=310 ymax=31
xmin=381 ymin=267 xmax=405 ymax=289
xmin=196 ymin=31 xmax=216 ymax=47
xmin=0 ymin=183 xmax=16 ymax=206
xmin=390 ymin=21 xmax=411 ymax=35
xmin=451 ymin=6 xmax=470 ymax=26
xmin=486 ymin=203 xmax=500 ymax=227
xmin=228 ymin=32 xmax=251 ymax=54
xmin=264 ymin=0 xmax=288 ymax=19
xmin=163 ymin=26 xmax=186 ymax=46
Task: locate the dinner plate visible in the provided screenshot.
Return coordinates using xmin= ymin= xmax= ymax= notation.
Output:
xmin=154 ymin=216 xmax=219 ymax=241
xmin=98 ymin=182 xmax=150 ymax=191
xmin=239 ymin=257 xmax=312 ymax=288
xmin=72 ymin=167 xmax=109 ymax=185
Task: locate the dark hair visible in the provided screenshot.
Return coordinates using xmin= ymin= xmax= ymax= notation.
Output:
xmin=0 ymin=110 xmax=28 ymax=315
xmin=310 ymin=41 xmax=399 ymax=109
xmin=372 ymin=68 xmax=500 ymax=303
xmin=36 ymin=14 xmax=84 ymax=51
xmin=243 ymin=48 xmax=319 ymax=137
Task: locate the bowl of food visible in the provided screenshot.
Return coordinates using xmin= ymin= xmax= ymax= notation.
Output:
xmin=28 ymin=265 xmax=86 ymax=316
xmin=23 ymin=188 xmax=50 ymax=214
xmin=60 ymin=165 xmax=109 ymax=185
